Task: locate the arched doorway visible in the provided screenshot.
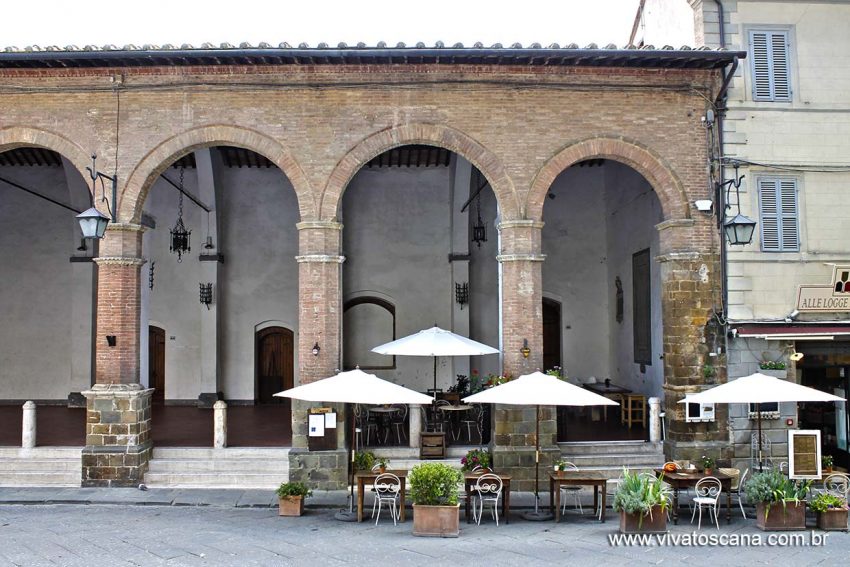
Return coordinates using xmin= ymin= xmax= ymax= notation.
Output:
xmin=148 ymin=325 xmax=166 ymax=402
xmin=256 ymin=326 xmax=294 ymax=404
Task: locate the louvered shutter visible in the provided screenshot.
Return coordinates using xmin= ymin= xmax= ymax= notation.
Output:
xmin=758 ymin=178 xmax=799 ymax=252
xmin=749 ymin=30 xmax=791 ymax=102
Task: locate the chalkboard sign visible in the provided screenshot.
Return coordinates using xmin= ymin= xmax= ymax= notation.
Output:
xmin=788 ymin=429 xmax=821 ymax=480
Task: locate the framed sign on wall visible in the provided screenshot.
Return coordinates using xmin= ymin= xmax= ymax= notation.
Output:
xmin=788 ymin=429 xmax=822 ymax=480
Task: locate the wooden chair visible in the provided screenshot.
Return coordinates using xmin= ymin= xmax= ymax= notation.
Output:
xmin=621 ymin=394 xmax=646 ymax=429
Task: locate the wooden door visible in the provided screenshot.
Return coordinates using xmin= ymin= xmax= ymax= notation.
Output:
xmin=542 ymin=298 xmax=562 ymax=372
xmin=148 ymin=326 xmax=165 ymax=402
xmin=256 ymin=327 xmax=294 ymax=404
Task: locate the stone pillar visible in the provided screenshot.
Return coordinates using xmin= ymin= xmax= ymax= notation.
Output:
xmin=409 ymin=404 xmax=422 ymax=449
xmin=656 ymin=219 xmax=727 ymax=463
xmin=213 ymin=400 xmax=227 ymax=448
xmin=81 ymin=384 xmax=153 ymax=487
xmin=22 ymin=401 xmax=36 ymax=448
xmin=649 ymin=397 xmax=662 ymax=443
xmin=493 ymin=220 xmax=555 ymax=491
xmin=85 ymin=224 xmax=154 ymax=486
xmin=289 ymin=221 xmax=348 ymax=490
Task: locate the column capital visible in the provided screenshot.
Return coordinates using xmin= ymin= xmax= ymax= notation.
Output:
xmin=497 ymin=219 xmax=545 ymax=230
xmin=94 ymin=257 xmax=146 ymax=267
xmin=296 ymin=220 xmax=343 ymax=231
xmin=296 ymin=254 xmax=346 ymax=264
xmin=497 ymin=253 xmax=547 ymax=263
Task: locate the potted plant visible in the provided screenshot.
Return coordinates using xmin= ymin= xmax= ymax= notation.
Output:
xmin=699 ymin=455 xmax=716 ymax=475
xmin=744 ymin=469 xmax=811 ymax=531
xmin=822 ymin=454 xmax=834 ymax=474
xmin=376 ymin=456 xmax=390 ymax=474
xmin=275 ymin=481 xmax=313 ymax=517
xmin=353 ymin=450 xmax=376 ymax=471
xmin=612 ymin=469 xmax=670 ymax=534
xmin=461 ymin=448 xmax=492 ymax=473
xmin=811 ymin=492 xmax=849 ymax=531
xmin=409 ymin=462 xmax=463 ymax=537
xmin=553 ymin=459 xmax=568 ymax=476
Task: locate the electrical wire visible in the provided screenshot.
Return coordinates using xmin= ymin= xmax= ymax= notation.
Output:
xmin=721 ymin=157 xmax=850 ymax=173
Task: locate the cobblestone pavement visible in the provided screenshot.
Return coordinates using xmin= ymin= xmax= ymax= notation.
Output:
xmin=0 ymin=503 xmax=847 ymax=566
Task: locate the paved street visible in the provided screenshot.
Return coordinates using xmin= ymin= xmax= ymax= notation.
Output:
xmin=0 ymin=496 xmax=847 ymax=566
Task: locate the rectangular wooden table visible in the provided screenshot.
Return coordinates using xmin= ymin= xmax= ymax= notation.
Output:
xmin=583 ymin=383 xmax=631 ymax=421
xmin=548 ymin=470 xmax=609 ymax=523
xmin=464 ymin=472 xmax=512 ymax=524
xmin=655 ymin=469 xmax=732 ymax=525
xmin=355 ymin=469 xmax=407 ymax=522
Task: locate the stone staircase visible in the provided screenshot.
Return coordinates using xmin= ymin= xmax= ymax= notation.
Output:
xmin=559 ymin=440 xmax=665 ymax=478
xmin=0 ymin=447 xmax=82 ymax=487
xmin=144 ymin=447 xmax=291 ymax=489
xmin=370 ymin=446 xmax=470 ymax=471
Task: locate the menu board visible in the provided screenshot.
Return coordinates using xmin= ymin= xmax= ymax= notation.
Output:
xmin=788 ymin=430 xmax=822 ymax=480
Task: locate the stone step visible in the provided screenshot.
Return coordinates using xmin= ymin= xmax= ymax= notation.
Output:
xmin=0 ymin=471 xmax=80 ymax=487
xmin=143 ymin=473 xmax=283 ymax=489
xmin=147 ymin=460 xmax=290 ymax=474
xmin=559 ymin=441 xmax=662 ymax=456
xmin=152 ymin=447 xmax=291 ymax=460
xmin=0 ymin=447 xmax=83 ymax=459
xmin=565 ymin=454 xmax=665 ymax=468
xmin=0 ymin=459 xmax=80 ymax=472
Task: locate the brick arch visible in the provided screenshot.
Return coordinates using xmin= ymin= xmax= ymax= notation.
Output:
xmin=319 ymin=123 xmax=518 ymax=220
xmin=121 ymin=125 xmax=313 ymax=223
xmin=527 ymin=137 xmax=690 ymax=222
xmin=0 ymin=126 xmax=93 ymax=191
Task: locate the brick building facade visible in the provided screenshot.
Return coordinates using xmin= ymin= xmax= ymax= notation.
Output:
xmin=0 ymin=45 xmax=741 ymax=487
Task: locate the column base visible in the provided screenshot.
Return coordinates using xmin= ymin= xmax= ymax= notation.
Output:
xmin=81 ymin=442 xmax=153 ymax=487
xmin=197 ymin=392 xmax=223 ymax=408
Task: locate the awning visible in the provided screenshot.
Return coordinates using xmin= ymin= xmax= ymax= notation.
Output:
xmin=734 ymin=324 xmax=850 ymax=340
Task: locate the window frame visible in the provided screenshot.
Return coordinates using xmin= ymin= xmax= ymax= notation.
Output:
xmin=757 ymin=176 xmax=800 ymax=253
xmin=748 ymin=28 xmax=793 ymax=102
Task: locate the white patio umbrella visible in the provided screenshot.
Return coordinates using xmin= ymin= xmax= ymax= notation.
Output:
xmin=372 ymin=326 xmax=499 ymax=396
xmin=275 ymin=368 xmax=433 ymax=520
xmin=463 ymin=370 xmax=619 ymax=519
xmin=680 ymin=372 xmax=845 ymax=470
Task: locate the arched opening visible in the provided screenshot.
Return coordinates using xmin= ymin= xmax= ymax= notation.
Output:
xmin=148 ymin=325 xmax=166 ymax=403
xmin=0 ymin=146 xmax=91 ymax=446
xmin=343 ymin=296 xmax=396 ymax=370
xmin=542 ymin=159 xmax=663 ymax=442
xmin=255 ymin=326 xmax=294 ymax=404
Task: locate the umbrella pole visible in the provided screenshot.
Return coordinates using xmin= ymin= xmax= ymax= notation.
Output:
xmin=757 ymin=402 xmax=764 ymax=472
xmin=522 ymin=404 xmax=553 ymax=520
xmin=433 ymin=356 xmax=437 ymax=399
xmin=335 ymin=402 xmax=358 ymax=522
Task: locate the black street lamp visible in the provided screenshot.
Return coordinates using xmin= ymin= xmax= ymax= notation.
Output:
xmin=719 ymin=164 xmax=756 ymax=246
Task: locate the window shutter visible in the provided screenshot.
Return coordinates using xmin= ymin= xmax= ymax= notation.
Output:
xmin=758 ymin=178 xmax=799 ymax=252
xmin=749 ymin=30 xmax=791 ymax=102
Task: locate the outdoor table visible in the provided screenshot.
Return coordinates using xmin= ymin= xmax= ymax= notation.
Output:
xmin=464 ymin=472 xmax=512 ymax=524
xmin=548 ymin=470 xmax=608 ymax=523
xmin=583 ymin=383 xmax=630 ymax=421
xmin=655 ymin=468 xmax=732 ymax=525
xmin=355 ymin=469 xmax=408 ymax=522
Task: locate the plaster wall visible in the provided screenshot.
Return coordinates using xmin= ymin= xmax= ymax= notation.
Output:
xmin=469 ymin=184 xmax=501 ymax=379
xmin=0 ymin=164 xmax=90 ymax=400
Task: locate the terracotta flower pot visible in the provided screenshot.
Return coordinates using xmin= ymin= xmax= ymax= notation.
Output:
xmin=619 ymin=505 xmax=667 ymax=534
xmin=278 ymin=495 xmax=304 ymax=516
xmin=412 ymin=504 xmax=460 ymax=537
xmin=816 ymin=508 xmax=849 ymax=531
xmin=756 ymin=502 xmax=806 ymax=531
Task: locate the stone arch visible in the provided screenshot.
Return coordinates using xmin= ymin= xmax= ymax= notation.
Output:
xmin=319 ymin=123 xmax=518 ymax=220
xmin=120 ymin=125 xmax=314 ymax=223
xmin=527 ymin=137 xmax=690 ymax=222
xmin=0 ymin=126 xmax=93 ymax=193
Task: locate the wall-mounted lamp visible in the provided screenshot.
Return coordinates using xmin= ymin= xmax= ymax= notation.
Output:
xmin=455 ymin=282 xmax=469 ymax=309
xmin=520 ymin=339 xmax=530 ymax=359
xmin=312 ymin=342 xmax=321 ymax=356
xmin=78 ymin=154 xmax=116 ymax=239
xmin=106 ymin=335 xmax=117 ymax=347
xmin=199 ymin=283 xmax=213 ymax=309
xmin=719 ymin=163 xmax=756 ymax=246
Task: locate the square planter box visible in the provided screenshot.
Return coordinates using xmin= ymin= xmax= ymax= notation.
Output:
xmin=412 ymin=504 xmax=460 ymax=537
xmin=278 ymin=496 xmax=304 ymax=516
xmin=816 ymin=509 xmax=849 ymax=531
xmin=619 ymin=505 xmax=667 ymax=534
xmin=756 ymin=502 xmax=806 ymax=531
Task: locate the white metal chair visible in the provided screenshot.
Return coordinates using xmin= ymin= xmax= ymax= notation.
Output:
xmin=719 ymin=467 xmax=748 ymax=519
xmin=372 ymin=473 xmax=402 ymax=526
xmin=434 ymin=400 xmax=453 ymax=437
xmin=459 ymin=404 xmax=483 ymax=444
xmin=823 ymin=473 xmax=850 ymax=499
xmin=691 ymin=476 xmax=722 ymax=529
xmin=473 ymin=473 xmax=503 ymax=526
xmin=390 ymin=404 xmax=408 ymax=445
xmin=599 ymin=474 xmax=624 ymax=520
xmin=559 ymin=462 xmax=584 ymax=515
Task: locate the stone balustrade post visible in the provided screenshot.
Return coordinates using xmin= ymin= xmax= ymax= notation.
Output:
xmin=213 ymin=400 xmax=227 ymax=449
xmin=22 ymin=401 xmax=36 ymax=448
xmin=409 ymin=404 xmax=421 ymax=449
xmin=649 ymin=397 xmax=662 ymax=443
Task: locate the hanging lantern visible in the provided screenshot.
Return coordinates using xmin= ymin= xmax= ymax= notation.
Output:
xmin=169 ymin=166 xmax=191 ymax=262
xmin=471 ymin=193 xmax=487 ymax=247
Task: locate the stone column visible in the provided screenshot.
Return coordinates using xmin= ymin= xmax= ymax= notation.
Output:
xmin=213 ymin=400 xmax=227 ymax=448
xmin=84 ymin=224 xmax=154 ymax=487
xmin=22 ymin=401 xmax=36 ymax=448
xmin=649 ymin=397 xmax=662 ymax=443
xmin=290 ymin=221 xmax=347 ymax=490
xmin=409 ymin=404 xmax=422 ymax=449
xmin=493 ymin=220 xmax=555 ymax=491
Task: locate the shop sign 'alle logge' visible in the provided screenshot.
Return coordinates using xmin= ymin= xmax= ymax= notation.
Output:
xmin=796 ymin=266 xmax=850 ymax=312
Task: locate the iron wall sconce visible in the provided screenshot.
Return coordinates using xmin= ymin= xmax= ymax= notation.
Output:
xmin=455 ymin=282 xmax=469 ymax=309
xmin=520 ymin=338 xmax=530 ymax=358
xmin=199 ymin=283 xmax=213 ymax=309
xmin=312 ymin=342 xmax=321 ymax=356
xmin=106 ymin=335 xmax=117 ymax=347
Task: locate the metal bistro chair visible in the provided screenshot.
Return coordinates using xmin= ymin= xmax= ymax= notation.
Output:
xmin=823 ymin=473 xmax=850 ymax=499
xmin=434 ymin=399 xmax=453 ymax=437
xmin=473 ymin=473 xmax=504 ymax=526
xmin=718 ymin=467 xmax=748 ymax=519
xmin=691 ymin=476 xmax=722 ymax=530
xmin=390 ymin=404 xmax=408 ymax=445
xmin=458 ymin=404 xmax=483 ymax=444
xmin=372 ymin=473 xmax=402 ymax=526
xmin=560 ymin=462 xmax=584 ymax=515
xmin=600 ymin=473 xmax=625 ymax=520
